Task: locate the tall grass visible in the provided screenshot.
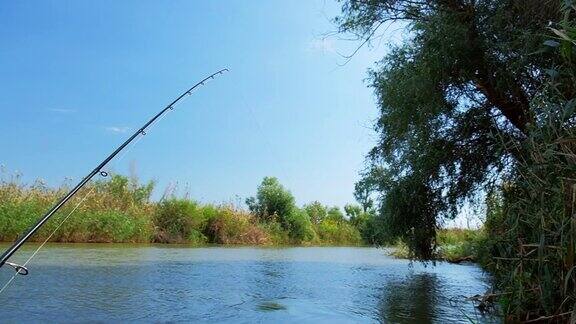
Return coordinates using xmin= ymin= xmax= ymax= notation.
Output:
xmin=0 ymin=174 xmax=363 ymax=246
xmin=475 ymin=8 xmax=576 ymax=320
xmin=391 ymin=8 xmax=576 ymax=321
xmin=0 ymin=174 xmax=155 ymax=243
xmin=481 ymin=121 xmax=576 ymax=321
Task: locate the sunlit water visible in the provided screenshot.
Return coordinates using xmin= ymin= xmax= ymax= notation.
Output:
xmin=0 ymin=245 xmax=498 ymax=323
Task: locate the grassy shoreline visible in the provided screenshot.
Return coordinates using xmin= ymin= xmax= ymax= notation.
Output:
xmin=390 ymin=228 xmax=488 ymax=264
xmin=0 ymin=173 xmax=483 ymax=254
xmin=0 ymin=242 xmax=370 ymax=248
xmin=0 ymin=174 xmax=364 ymax=246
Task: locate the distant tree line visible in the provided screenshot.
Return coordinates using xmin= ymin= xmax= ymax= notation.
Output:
xmin=245 ymin=176 xmax=371 ymax=243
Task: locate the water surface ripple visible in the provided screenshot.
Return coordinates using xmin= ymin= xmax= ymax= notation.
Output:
xmin=0 ymin=245 xmax=498 ymax=323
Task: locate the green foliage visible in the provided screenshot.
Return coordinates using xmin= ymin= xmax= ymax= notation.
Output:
xmin=205 ymin=207 xmax=268 ymax=244
xmin=246 ymin=177 xmax=296 ymax=223
xmin=283 ymin=209 xmax=316 ymax=242
xmin=153 ymin=199 xmax=206 ymax=243
xmin=245 ymin=178 xmax=346 ymax=244
xmin=353 ymin=178 xmax=375 ymax=212
xmin=481 ymin=113 xmax=576 ymax=319
xmin=60 ymin=210 xmax=153 ymax=243
xmin=326 ymin=206 xmax=345 ymax=222
xmin=0 ymin=174 xmax=363 ymax=247
xmin=259 ymin=221 xmax=290 ymax=245
xmin=0 ymin=200 xmax=47 ymax=241
xmin=338 ymin=1 xmax=576 ymax=319
xmin=381 ymin=177 xmax=439 ymax=259
xmin=302 ymin=202 xmax=372 ymax=244
xmin=344 ymin=203 xmax=390 ymax=245
xmin=0 ymin=173 xmax=155 ymax=243
xmin=95 ymin=174 xmax=155 ymax=207
xmin=316 ymin=219 xmax=362 ymax=245
xmin=338 ymin=0 xmax=562 ymax=259
xmin=474 ymin=7 xmax=576 ymax=320
xmin=389 ymin=238 xmax=411 ymax=259
xmin=391 ymin=228 xmax=488 ymax=263
xmin=343 ymin=204 xmax=361 ymax=219
xmin=436 ymin=228 xmax=488 ymax=263
xmin=303 ymin=201 xmax=327 ymax=224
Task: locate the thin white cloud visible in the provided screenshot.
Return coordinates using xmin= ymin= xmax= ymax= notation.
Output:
xmin=105 ymin=126 xmax=131 ymax=134
xmin=307 ymin=38 xmax=336 ymax=54
xmin=48 ymin=108 xmax=76 ymax=113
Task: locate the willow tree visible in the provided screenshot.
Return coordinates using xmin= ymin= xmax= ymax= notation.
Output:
xmin=336 ymin=0 xmax=563 ymax=258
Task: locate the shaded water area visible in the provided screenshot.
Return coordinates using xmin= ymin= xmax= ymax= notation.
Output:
xmin=0 ymin=245 xmax=497 ymax=323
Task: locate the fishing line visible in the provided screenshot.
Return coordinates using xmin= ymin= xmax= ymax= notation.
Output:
xmin=100 ymin=113 xmax=160 ymax=175
xmin=240 ymin=94 xmax=289 ymax=184
xmin=100 ymin=77 xmax=200 ymax=178
xmin=0 ymin=108 xmax=175 ymax=294
xmin=0 ymin=186 xmax=96 ymax=294
xmin=0 ymin=69 xmax=229 ymax=290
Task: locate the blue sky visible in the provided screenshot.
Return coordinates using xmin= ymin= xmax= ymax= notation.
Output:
xmin=0 ymin=1 xmax=390 ymax=208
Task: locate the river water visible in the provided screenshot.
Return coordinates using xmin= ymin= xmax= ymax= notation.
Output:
xmin=0 ymin=245 xmax=497 ymax=323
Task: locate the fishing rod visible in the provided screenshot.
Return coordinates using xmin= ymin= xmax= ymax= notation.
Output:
xmin=0 ymin=68 xmax=229 ymax=275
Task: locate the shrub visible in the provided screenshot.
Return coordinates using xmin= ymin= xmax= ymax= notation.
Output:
xmin=303 ymin=201 xmax=327 ymax=224
xmin=246 ymin=177 xmax=296 ymax=223
xmin=326 ymin=206 xmax=345 ymax=222
xmin=348 ymin=209 xmax=387 ymax=245
xmin=205 ymin=206 xmax=268 ymax=244
xmin=315 ymin=219 xmax=362 ymax=245
xmin=0 ymin=200 xmax=47 ymax=241
xmin=93 ymin=174 xmax=155 ymax=210
xmin=153 ymin=199 xmax=206 ymax=243
xmin=283 ymin=209 xmax=316 ymax=242
xmin=258 ymin=221 xmax=290 ymax=245
xmin=60 ymin=210 xmax=153 ymax=243
xmin=436 ymin=228 xmax=487 ymax=263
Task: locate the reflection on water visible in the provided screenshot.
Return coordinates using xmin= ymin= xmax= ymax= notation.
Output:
xmin=379 ymin=274 xmax=439 ymax=322
xmin=0 ymin=245 xmax=498 ymax=323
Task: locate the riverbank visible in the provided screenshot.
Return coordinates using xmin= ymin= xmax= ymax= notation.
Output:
xmin=0 ymin=173 xmax=487 ymax=256
xmin=391 ymin=228 xmax=488 ymax=264
xmin=0 ymin=175 xmax=363 ymax=246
